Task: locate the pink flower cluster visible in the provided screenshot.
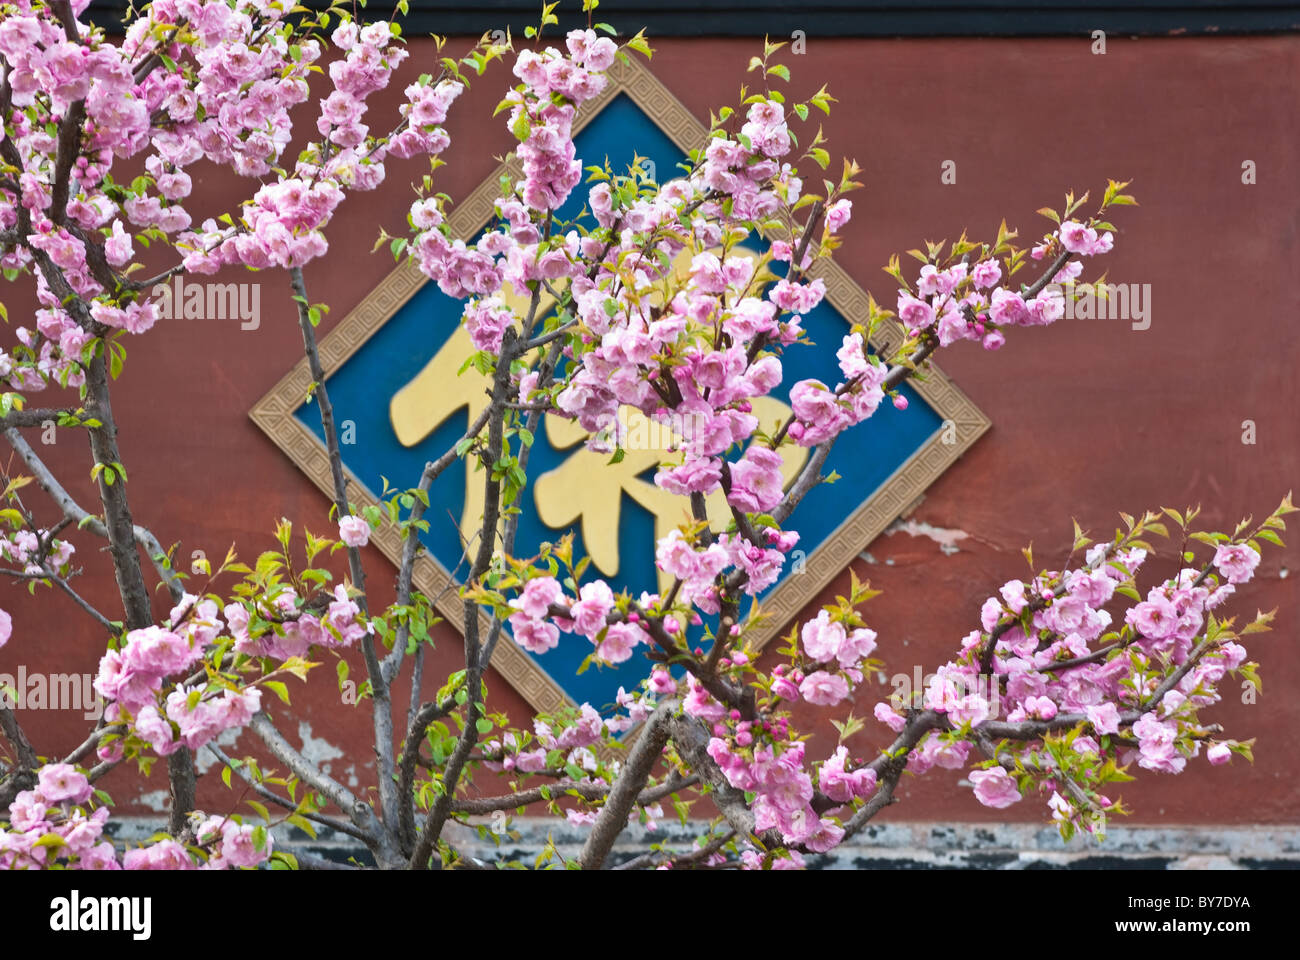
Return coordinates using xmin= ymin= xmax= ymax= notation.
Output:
xmin=699 ymin=99 xmax=799 ymax=220
xmin=132 ymin=685 xmax=262 ymax=757
xmin=507 ymin=574 xmax=653 ymax=666
xmin=90 ymin=583 xmax=367 ymax=760
xmin=706 ymin=737 xmax=847 ymax=852
xmin=509 ymin=30 xmax=615 ymax=210
xmin=192 ymin=815 xmax=275 ymax=869
xmin=0 ymin=527 xmax=75 ymax=576
xmin=786 ymin=338 xmax=887 ymax=447
xmin=1 ymin=761 xmax=265 ymax=871
xmin=226 ymin=584 xmax=369 ymax=660
xmin=781 ymin=610 xmax=879 ymax=705
xmin=1057 ymin=220 xmax=1115 ymax=257
xmin=1 ymin=764 xmax=118 ymax=870
xmin=0 ymin=3 xmax=468 ymax=403
xmin=409 ymin=32 xmax=617 ymax=328
xmin=872 ymin=535 xmax=1257 ymax=821
xmin=463 ymin=297 xmax=517 ymax=353
xmin=656 ymin=524 xmax=799 ymax=607
xmin=94 ymin=618 xmax=210 ymax=713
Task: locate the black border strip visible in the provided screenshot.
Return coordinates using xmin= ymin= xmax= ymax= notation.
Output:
xmin=85 ymin=1 xmax=1300 ymax=37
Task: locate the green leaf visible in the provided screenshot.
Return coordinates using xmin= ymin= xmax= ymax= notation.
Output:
xmin=511 ymin=111 xmax=531 ymax=142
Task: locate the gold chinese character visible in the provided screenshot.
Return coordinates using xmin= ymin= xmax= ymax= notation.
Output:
xmin=534 ymin=400 xmax=807 ymax=594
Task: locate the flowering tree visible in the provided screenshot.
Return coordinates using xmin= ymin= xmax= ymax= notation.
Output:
xmin=0 ymin=0 xmax=1288 ymax=871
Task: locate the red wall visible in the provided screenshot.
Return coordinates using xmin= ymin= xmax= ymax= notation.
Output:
xmin=4 ymin=33 xmax=1297 ymax=825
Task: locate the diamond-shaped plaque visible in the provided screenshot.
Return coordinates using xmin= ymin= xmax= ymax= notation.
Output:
xmin=251 ymin=57 xmax=990 ymax=715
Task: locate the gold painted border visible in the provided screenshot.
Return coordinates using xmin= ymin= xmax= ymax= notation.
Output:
xmin=250 ymin=56 xmax=990 ymax=716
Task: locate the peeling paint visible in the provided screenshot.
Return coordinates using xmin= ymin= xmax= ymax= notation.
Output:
xmin=886 ymin=518 xmax=969 ymax=555
xmin=194 ymin=727 xmax=242 ymax=775
xmin=297 ymin=721 xmax=344 ymax=776
xmin=135 ymin=789 xmax=169 ymax=813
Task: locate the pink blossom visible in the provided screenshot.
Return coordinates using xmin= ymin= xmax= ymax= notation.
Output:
xmin=799 ymin=671 xmax=849 ymax=706
xmin=988 ymin=288 xmax=1029 ymax=326
xmin=971 ymin=259 xmax=1002 ymax=289
xmin=597 ymin=622 xmax=646 ymax=664
xmin=509 ymin=614 xmax=560 ymax=654
xmin=568 ymin=580 xmax=614 ymax=639
xmin=1024 ymin=695 xmax=1057 ymax=720
xmin=896 ymin=293 xmax=935 ymax=330
xmin=838 ymin=627 xmax=877 ymax=667
xmin=800 ymin=610 xmax=846 ymax=663
xmin=949 ymin=693 xmax=991 ymax=728
xmin=727 ymin=446 xmax=786 ymax=514
xmin=1059 ymin=220 xmax=1099 ymax=255
xmin=824 ymin=199 xmax=852 ymax=233
xmin=683 ymin=676 xmax=728 ymax=721
xmin=874 ymin=701 xmax=907 ymax=732
xmin=1086 ymin=701 xmax=1121 ymax=735
xmin=123 ymin=839 xmax=194 ymax=870
xmin=999 ymin=579 xmax=1028 ymax=614
xmin=1125 ymin=595 xmax=1179 ymax=641
xmin=37 ymin=764 xmax=91 ymax=805
xmin=771 ymin=675 xmax=800 ymax=701
xmin=1213 ymin=543 xmax=1260 ymax=585
xmin=510 ymin=576 xmax=563 ymax=620
xmin=338 ymin=515 xmax=370 ymax=548
xmin=969 ymin=767 xmax=1022 ymax=809
xmin=220 ymin=822 xmax=273 ymax=868
xmin=648 ymin=668 xmax=677 ymax=696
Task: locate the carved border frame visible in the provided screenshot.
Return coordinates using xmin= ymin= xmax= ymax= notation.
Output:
xmin=250 ymin=56 xmax=991 ymax=716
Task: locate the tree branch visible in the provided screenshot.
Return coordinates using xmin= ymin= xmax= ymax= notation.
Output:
xmin=408 ymin=327 xmax=523 ymax=868
xmin=247 ymin=712 xmax=405 ymax=863
xmin=4 ymin=428 xmax=184 ymax=603
xmin=578 ymin=700 xmax=675 ymax=869
xmin=204 ymin=742 xmax=371 ymax=843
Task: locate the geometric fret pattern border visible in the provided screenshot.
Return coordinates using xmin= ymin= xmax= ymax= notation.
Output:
xmin=250 ymin=56 xmax=991 ymax=716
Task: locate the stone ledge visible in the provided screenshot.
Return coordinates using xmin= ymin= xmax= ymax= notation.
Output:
xmin=102 ymin=817 xmax=1300 ymax=869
